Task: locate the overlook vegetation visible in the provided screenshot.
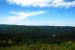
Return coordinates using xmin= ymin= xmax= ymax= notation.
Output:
xmin=0 ymin=24 xmax=75 ymax=50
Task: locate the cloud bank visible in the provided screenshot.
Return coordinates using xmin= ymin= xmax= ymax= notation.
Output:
xmin=0 ymin=11 xmax=47 ymax=25
xmin=6 ymin=0 xmax=75 ymax=8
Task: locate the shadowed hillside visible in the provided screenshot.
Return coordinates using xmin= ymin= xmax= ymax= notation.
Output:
xmin=0 ymin=24 xmax=75 ymax=47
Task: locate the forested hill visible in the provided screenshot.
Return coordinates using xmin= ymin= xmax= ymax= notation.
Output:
xmin=0 ymin=24 xmax=75 ymax=41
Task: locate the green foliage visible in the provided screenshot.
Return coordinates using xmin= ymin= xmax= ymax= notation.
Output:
xmin=0 ymin=41 xmax=75 ymax=50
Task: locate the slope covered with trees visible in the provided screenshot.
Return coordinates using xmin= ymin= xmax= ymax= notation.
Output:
xmin=0 ymin=24 xmax=75 ymax=47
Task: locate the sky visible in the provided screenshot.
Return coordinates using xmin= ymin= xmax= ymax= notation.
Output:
xmin=0 ymin=0 xmax=75 ymax=26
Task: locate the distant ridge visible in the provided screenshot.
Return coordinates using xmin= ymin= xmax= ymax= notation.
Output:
xmin=0 ymin=24 xmax=75 ymax=40
xmin=0 ymin=24 xmax=75 ymax=27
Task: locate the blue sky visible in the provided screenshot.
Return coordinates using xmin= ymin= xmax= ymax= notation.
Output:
xmin=0 ymin=0 xmax=75 ymax=26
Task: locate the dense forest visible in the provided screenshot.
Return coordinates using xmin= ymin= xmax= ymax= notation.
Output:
xmin=0 ymin=24 xmax=75 ymax=50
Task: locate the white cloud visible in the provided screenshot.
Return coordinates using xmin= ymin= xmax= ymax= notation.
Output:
xmin=0 ymin=11 xmax=47 ymax=25
xmin=6 ymin=0 xmax=51 ymax=7
xmin=6 ymin=0 xmax=75 ymax=8
xmin=50 ymin=0 xmax=75 ymax=8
